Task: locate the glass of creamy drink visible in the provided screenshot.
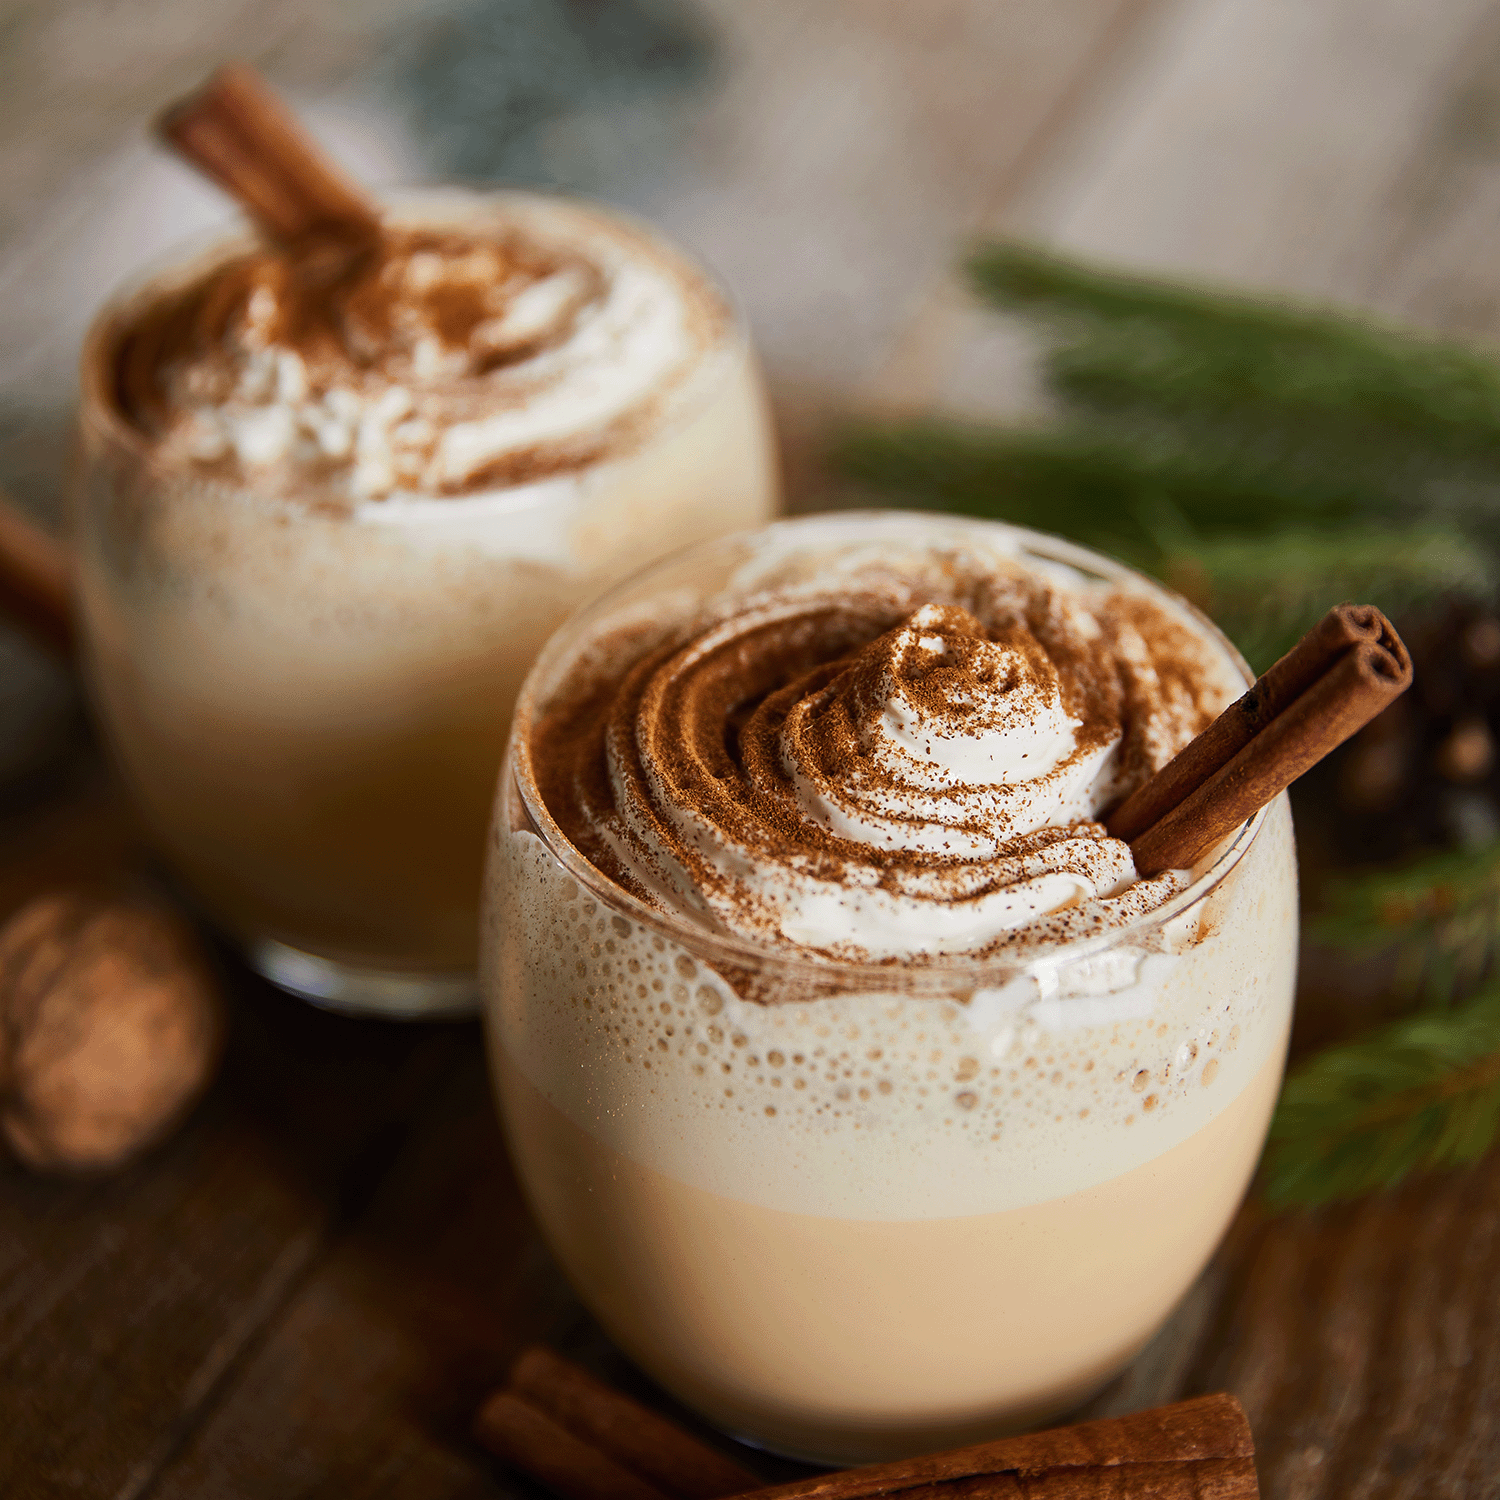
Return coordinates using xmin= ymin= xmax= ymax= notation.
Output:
xmin=484 ymin=511 xmax=1298 ymax=1463
xmin=71 ymin=188 xmax=777 ymax=1016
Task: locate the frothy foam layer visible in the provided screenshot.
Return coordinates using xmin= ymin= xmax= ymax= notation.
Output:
xmin=532 ymin=533 xmax=1243 ymax=960
xmin=117 ymin=192 xmax=731 ymax=506
xmin=490 ymin=790 xmax=1297 ymax=1218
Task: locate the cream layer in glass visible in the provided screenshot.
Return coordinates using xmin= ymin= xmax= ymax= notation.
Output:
xmin=486 ymin=513 xmax=1297 ymax=1461
xmin=72 ymin=189 xmax=778 ymax=1014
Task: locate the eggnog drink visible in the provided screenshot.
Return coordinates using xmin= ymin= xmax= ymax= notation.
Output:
xmin=73 ymin=190 xmax=777 ymax=1013
xmin=485 ymin=514 xmax=1296 ymax=1459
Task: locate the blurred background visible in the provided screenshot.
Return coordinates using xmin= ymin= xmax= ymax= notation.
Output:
xmin=8 ymin=0 xmax=1500 ymax=863
xmin=8 ymin=0 xmax=1500 ymax=785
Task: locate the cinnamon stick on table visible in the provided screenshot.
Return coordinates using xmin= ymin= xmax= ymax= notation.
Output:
xmin=476 ymin=1345 xmax=758 ymax=1500
xmin=474 ymin=1347 xmax=1258 ymax=1500
xmin=475 ymin=1393 xmax=674 ymax=1500
xmin=750 ymin=1394 xmax=1256 ymax=1499
xmin=1110 ymin=602 xmax=1412 ymax=877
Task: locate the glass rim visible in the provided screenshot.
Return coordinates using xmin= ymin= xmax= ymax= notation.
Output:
xmin=74 ymin=181 xmax=752 ymax=507
xmin=505 ymin=509 xmax=1274 ymax=992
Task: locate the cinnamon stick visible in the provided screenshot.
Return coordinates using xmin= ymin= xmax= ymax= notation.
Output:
xmin=507 ymin=1345 xmax=760 ymax=1499
xmin=1107 ymin=602 xmax=1405 ymax=844
xmin=0 ymin=494 xmax=73 ymax=658
xmin=475 ymin=1391 xmax=671 ymax=1500
xmin=747 ymin=1394 xmax=1255 ymax=1499
xmin=157 ymin=63 xmax=381 ymax=245
xmin=1127 ymin=613 xmax=1411 ymax=877
xmin=474 ymin=1348 xmax=1258 ymax=1500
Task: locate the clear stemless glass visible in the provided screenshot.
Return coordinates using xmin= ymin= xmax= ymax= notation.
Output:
xmin=482 ymin=512 xmax=1298 ymax=1464
xmin=70 ymin=187 xmax=778 ymax=1018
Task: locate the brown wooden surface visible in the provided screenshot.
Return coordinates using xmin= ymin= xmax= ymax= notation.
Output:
xmin=6 ymin=0 xmax=1500 ymax=1496
xmin=4 ymin=762 xmax=1498 ymax=1500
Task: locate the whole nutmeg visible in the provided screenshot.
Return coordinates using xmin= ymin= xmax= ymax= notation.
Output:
xmin=0 ymin=892 xmax=225 ymax=1172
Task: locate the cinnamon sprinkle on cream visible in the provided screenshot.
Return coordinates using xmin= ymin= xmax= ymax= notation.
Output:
xmin=532 ymin=543 xmax=1237 ymax=964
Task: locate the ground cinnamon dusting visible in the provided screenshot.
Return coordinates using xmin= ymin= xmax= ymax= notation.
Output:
xmin=109 ymin=207 xmax=729 ymax=505
xmin=530 ymin=552 xmax=1237 ymax=971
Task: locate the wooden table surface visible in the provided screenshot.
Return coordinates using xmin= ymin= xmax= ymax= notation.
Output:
xmin=5 ymin=2 xmax=1500 ymax=1496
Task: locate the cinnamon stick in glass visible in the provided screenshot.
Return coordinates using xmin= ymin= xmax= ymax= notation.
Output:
xmin=1117 ymin=603 xmax=1412 ymax=878
xmin=1107 ymin=602 xmax=1406 ymax=844
xmin=157 ymin=62 xmax=380 ymax=245
xmin=0 ymin=64 xmax=385 ymax=657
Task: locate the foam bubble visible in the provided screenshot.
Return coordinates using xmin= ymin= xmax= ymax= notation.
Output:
xmin=485 ymin=791 xmax=1297 ymax=1221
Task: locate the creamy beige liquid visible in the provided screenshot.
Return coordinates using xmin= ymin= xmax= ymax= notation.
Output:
xmin=495 ymin=1041 xmax=1285 ymax=1465
xmin=486 ymin=788 xmax=1298 ymax=1461
xmin=73 ymin=193 xmax=778 ymax=983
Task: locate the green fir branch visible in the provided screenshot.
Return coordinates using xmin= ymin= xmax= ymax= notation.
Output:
xmin=966 ymin=244 xmax=1500 ymax=474
xmin=1264 ymin=986 xmax=1500 ymax=1206
xmin=834 ymin=421 xmax=1390 ymax=547
xmin=836 ymin=416 xmax=1488 ymax=671
xmin=1163 ymin=524 xmax=1491 ymax=671
xmin=1314 ymin=843 xmax=1500 ymax=1006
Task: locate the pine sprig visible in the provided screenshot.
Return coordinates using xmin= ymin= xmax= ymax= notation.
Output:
xmin=1264 ymin=985 xmax=1500 ymax=1205
xmin=835 ymin=421 xmax=1392 ymax=546
xmin=836 ymin=419 xmax=1488 ymax=671
xmin=1314 ymin=844 xmax=1500 ymax=1006
xmin=1164 ymin=524 xmax=1490 ymax=671
xmin=967 ymin=243 xmax=1500 ymax=472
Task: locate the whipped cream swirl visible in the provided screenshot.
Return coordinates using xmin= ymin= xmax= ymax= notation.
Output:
xmin=122 ymin=194 xmax=728 ymax=505
xmin=534 ymin=564 xmax=1232 ymax=961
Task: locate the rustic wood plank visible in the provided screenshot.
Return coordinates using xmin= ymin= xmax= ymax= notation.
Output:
xmin=662 ymin=0 xmax=1167 ymax=508
xmin=0 ymin=832 xmax=469 ymax=1500
xmin=1185 ymin=1155 xmax=1500 ymax=1498
xmin=1068 ymin=1157 xmax=1500 ymax=1499
xmin=869 ymin=0 xmax=1500 ymax=416
xmin=0 ymin=763 xmax=137 ymax=917
xmin=141 ymin=1052 xmax=792 ymax=1500
xmin=671 ymin=0 xmax=1161 ymax=393
xmin=1340 ymin=3 xmax=1500 ymax=345
xmin=138 ymin=1053 xmax=536 ymax=1500
xmin=1017 ymin=0 xmax=1500 ymax=298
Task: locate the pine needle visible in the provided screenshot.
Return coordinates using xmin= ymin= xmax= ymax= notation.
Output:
xmin=967 ymin=243 xmax=1500 ymax=471
xmin=835 ymin=417 xmax=1487 ymax=671
xmin=834 ymin=421 xmax=1388 ymax=548
xmin=1314 ymin=843 xmax=1500 ymax=1006
xmin=1265 ymin=987 xmax=1500 ymax=1205
xmin=1164 ymin=524 xmax=1491 ymax=671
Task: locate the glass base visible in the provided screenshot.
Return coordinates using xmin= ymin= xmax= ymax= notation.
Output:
xmin=248 ymin=936 xmax=478 ymax=1020
xmin=713 ymin=1377 xmax=1113 ymax=1468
